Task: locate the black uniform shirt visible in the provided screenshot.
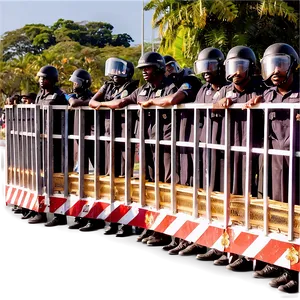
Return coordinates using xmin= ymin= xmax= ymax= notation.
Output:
xmin=263 ymin=81 xmax=300 ymax=149
xmin=36 ymin=87 xmax=67 ymax=106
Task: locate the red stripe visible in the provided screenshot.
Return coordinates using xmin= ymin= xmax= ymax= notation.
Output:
xmin=34 ymin=195 xmax=46 ymax=212
xmin=83 ymin=201 xmax=110 ymax=219
xmin=18 ymin=190 xmax=28 ymax=208
xmin=154 ymin=215 xmax=177 ymax=233
xmin=225 ymin=230 xmax=258 ymax=254
xmin=4 ymin=185 xmax=10 ymax=196
xmin=254 ymin=240 xmax=291 ymax=264
xmin=24 ymin=193 xmax=35 ymax=209
xmin=196 ymin=226 xmax=224 ymax=248
xmin=11 ymin=188 xmax=22 ymax=206
xmin=173 ymin=220 xmax=200 ymax=240
xmin=66 ymin=200 xmax=89 ymax=217
xmin=128 ymin=208 xmax=159 ymax=229
xmin=290 ymin=244 xmax=300 ymax=271
xmin=5 ymin=186 xmax=14 ymax=204
xmin=49 ymin=196 xmax=67 ymax=213
xmin=106 ymin=205 xmax=132 ymax=223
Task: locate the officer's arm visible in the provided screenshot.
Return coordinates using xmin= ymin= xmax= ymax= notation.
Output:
xmin=97 ymin=96 xmax=136 ymax=109
xmin=89 ymin=89 xmax=105 ymax=109
xmin=140 ymin=90 xmax=186 ymax=108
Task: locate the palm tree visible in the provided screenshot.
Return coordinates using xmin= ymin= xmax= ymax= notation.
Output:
xmin=145 ymin=0 xmax=299 ymax=66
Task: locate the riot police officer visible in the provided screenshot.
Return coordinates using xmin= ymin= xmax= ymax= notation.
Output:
xmin=26 ymin=65 xmax=68 ymax=225
xmin=244 ymin=43 xmax=299 ymax=293
xmin=213 ymin=46 xmax=266 ymax=270
xmin=96 ymin=52 xmax=177 ymax=246
xmin=89 ymin=57 xmax=139 ymax=236
xmin=139 ymin=54 xmax=202 ymax=251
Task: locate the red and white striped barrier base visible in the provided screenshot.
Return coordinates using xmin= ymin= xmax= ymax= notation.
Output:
xmin=5 ymin=185 xmax=300 ymax=271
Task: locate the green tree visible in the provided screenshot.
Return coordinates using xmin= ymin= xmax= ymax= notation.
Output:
xmin=145 ymin=0 xmax=299 ymax=66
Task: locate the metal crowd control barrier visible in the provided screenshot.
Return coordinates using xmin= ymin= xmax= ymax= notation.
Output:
xmin=4 ymin=102 xmax=300 ymax=271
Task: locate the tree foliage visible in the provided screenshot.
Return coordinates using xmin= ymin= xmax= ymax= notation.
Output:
xmin=145 ymin=0 xmax=299 ymax=66
xmin=1 ymin=18 xmax=134 ymax=61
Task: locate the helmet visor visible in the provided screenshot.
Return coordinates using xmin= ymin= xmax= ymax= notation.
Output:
xmin=105 ymin=58 xmax=128 ymax=77
xmin=69 ymin=74 xmax=84 ymax=87
xmin=260 ymin=54 xmax=291 ymax=80
xmin=194 ymin=59 xmax=219 ymax=74
xmin=225 ymin=58 xmax=250 ymax=79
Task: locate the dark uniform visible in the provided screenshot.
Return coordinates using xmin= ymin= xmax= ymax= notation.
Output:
xmin=99 ymin=79 xmax=139 ymax=176
xmin=27 ymin=65 xmax=68 ymax=225
xmin=213 ymin=79 xmax=265 ymax=195
xmin=173 ymin=69 xmax=201 ymax=186
xmin=125 ymin=77 xmax=177 ymax=182
xmin=195 ymin=82 xmax=227 ymax=191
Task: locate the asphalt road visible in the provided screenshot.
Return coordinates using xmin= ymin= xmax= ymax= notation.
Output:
xmin=0 ymin=145 xmax=294 ymax=300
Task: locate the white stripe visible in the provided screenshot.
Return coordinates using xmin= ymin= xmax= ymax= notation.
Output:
xmin=210 ymin=234 xmax=226 ymax=252
xmin=6 ymin=186 xmax=14 ymax=203
xmin=273 ymin=250 xmax=291 ymax=269
xmin=242 ymin=235 xmax=270 ymax=258
xmin=185 ymin=223 xmax=210 ymax=243
xmin=164 ymin=217 xmax=187 ymax=236
xmin=21 ymin=190 xmax=31 ymax=207
xmin=149 ymin=212 xmax=167 ymax=230
xmin=28 ymin=193 xmax=38 ymax=210
xmin=97 ymin=201 xmax=121 ymax=220
xmin=117 ymin=206 xmax=139 ymax=224
xmin=16 ymin=189 xmax=25 ymax=206
xmin=10 ymin=187 xmax=20 ymax=205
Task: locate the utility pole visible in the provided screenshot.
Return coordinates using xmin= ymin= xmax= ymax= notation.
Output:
xmin=141 ymin=0 xmax=144 ymax=56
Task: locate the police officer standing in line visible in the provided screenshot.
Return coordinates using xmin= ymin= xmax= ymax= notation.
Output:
xmin=193 ymin=47 xmax=229 ymax=261
xmin=64 ymin=68 xmax=106 ymax=231
xmin=89 ymin=57 xmax=139 ymax=237
xmin=140 ymin=55 xmax=202 ymax=253
xmin=94 ymin=52 xmax=177 ymax=246
xmin=25 ymin=65 xmax=69 ymax=225
xmin=212 ymin=46 xmax=266 ymax=269
xmin=244 ymin=43 xmax=299 ymax=294
xmin=167 ymin=48 xmax=230 ymax=257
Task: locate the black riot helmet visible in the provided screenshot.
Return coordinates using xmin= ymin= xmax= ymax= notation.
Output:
xmin=260 ymin=43 xmax=300 ymax=82
xmin=194 ymin=47 xmax=225 ymax=75
xmin=136 ymin=52 xmax=165 ymax=72
xmin=105 ymin=57 xmax=134 ymax=79
xmin=164 ymin=55 xmax=181 ymax=74
xmin=69 ymin=69 xmax=92 ymax=89
xmin=37 ymin=65 xmax=59 ymax=83
xmin=224 ymin=46 xmax=256 ymax=81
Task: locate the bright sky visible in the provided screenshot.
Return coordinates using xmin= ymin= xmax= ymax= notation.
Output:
xmin=0 ymin=0 xmax=157 ymax=45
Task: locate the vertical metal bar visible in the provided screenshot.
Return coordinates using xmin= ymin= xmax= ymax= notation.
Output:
xmin=244 ymin=108 xmax=253 ymax=230
xmin=205 ymin=107 xmax=212 ymax=221
xmin=94 ymin=109 xmax=100 ymax=199
xmin=288 ymin=107 xmax=295 ymax=241
xmin=35 ymin=106 xmax=42 ymax=195
xmin=24 ymin=107 xmax=29 ymax=189
xmin=30 ymin=107 xmax=35 ymax=191
xmin=46 ymin=106 xmax=53 ymax=201
xmin=263 ymin=107 xmax=269 ymax=236
xmin=16 ymin=107 xmax=21 ymax=186
xmin=12 ymin=107 xmax=18 ymax=185
xmin=192 ymin=108 xmax=200 ymax=219
xmin=139 ymin=107 xmax=146 ymax=206
xmin=41 ymin=108 xmax=46 ymax=192
xmin=223 ymin=109 xmax=231 ymax=228
xmin=78 ymin=109 xmax=85 ymax=199
xmin=124 ymin=107 xmax=132 ymax=205
xmin=154 ymin=108 xmax=160 ymax=210
xmin=109 ymin=109 xmax=115 ymax=203
xmin=5 ymin=107 xmax=11 ymax=185
xmin=20 ymin=107 xmax=25 ymax=188
xmin=63 ymin=108 xmax=69 ymax=197
xmin=170 ymin=107 xmax=177 ymax=214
